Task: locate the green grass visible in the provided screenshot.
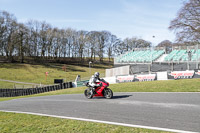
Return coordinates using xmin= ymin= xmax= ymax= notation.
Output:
xmin=0 ymin=63 xmax=111 ymax=87
xmin=0 ymin=81 xmax=36 ymax=89
xmin=0 ymin=81 xmax=17 ymax=88
xmin=110 ymin=78 xmax=200 ymax=92
xmin=0 ymin=112 xmax=169 ymax=133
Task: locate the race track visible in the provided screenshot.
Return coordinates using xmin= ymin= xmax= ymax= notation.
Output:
xmin=0 ymin=92 xmax=200 ymax=132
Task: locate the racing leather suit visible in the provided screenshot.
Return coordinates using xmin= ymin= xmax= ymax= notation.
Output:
xmin=89 ymin=75 xmax=100 ymax=88
xmin=89 ymin=75 xmax=101 ymax=95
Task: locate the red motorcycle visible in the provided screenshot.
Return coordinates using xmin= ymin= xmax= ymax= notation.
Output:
xmin=84 ymin=79 xmax=113 ymax=99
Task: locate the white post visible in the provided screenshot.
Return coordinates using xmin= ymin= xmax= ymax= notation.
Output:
xmin=196 ymin=44 xmax=199 ymax=69
xmin=151 ymin=36 xmax=155 ymax=73
xmin=152 ymin=36 xmax=155 ymax=65
xmin=89 ymin=61 xmax=92 ymax=75
xmin=187 ymin=49 xmax=190 ymax=70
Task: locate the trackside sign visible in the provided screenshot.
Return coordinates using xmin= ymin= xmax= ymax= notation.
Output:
xmin=116 ymin=74 xmax=156 ymax=82
xmin=116 ymin=75 xmax=134 ymax=83
xmin=135 ymin=74 xmax=156 ymax=82
xmin=195 ymin=70 xmax=200 ymax=75
xmin=168 ymin=71 xmax=194 ymax=79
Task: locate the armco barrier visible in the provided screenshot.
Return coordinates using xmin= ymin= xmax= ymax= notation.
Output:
xmin=77 ymin=80 xmax=89 ymax=87
xmin=0 ymin=82 xmax=73 ymax=97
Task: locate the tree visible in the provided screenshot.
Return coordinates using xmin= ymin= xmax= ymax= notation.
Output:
xmin=0 ymin=10 xmax=17 ymax=62
xmin=0 ymin=11 xmax=6 ymax=56
xmin=15 ymin=23 xmax=29 ymax=63
xmin=169 ymin=0 xmax=200 ymax=43
xmin=26 ymin=20 xmax=41 ymax=57
xmin=106 ymin=34 xmax=118 ymax=62
xmin=97 ymin=31 xmax=106 ymax=62
xmin=39 ymin=21 xmax=51 ymax=58
xmin=65 ymin=28 xmax=76 ymax=57
xmin=76 ymin=30 xmax=87 ymax=59
xmin=157 ymin=40 xmax=172 ymax=53
xmin=119 ymin=37 xmax=151 ymax=54
xmin=87 ymin=31 xmax=97 ymax=60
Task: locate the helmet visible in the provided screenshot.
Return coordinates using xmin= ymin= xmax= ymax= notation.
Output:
xmin=94 ymin=72 xmax=100 ymax=78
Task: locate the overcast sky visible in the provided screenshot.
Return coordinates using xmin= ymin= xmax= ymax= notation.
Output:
xmin=0 ymin=0 xmax=185 ymax=45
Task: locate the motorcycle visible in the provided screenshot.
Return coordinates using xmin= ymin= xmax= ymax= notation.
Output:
xmin=84 ymin=79 xmax=113 ymax=99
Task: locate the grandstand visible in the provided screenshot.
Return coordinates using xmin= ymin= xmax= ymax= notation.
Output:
xmin=115 ymin=49 xmax=165 ymax=63
xmin=164 ymin=49 xmax=200 ymax=62
xmin=114 ymin=45 xmax=200 ymax=75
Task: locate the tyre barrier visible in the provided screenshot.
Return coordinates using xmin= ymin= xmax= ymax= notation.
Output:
xmin=0 ymin=82 xmax=73 ymax=97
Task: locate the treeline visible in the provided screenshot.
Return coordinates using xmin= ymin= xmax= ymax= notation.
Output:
xmin=0 ymin=10 xmax=151 ymax=63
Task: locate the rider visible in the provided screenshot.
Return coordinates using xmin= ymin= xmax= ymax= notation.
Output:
xmin=89 ymin=72 xmax=101 ymax=94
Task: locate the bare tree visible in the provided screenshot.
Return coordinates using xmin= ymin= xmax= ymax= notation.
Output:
xmin=107 ymin=34 xmax=118 ymax=62
xmin=65 ymin=28 xmax=76 ymax=57
xmin=102 ymin=31 xmax=119 ymax=62
xmin=39 ymin=21 xmax=51 ymax=58
xmin=0 ymin=10 xmax=17 ymax=62
xmin=87 ymin=31 xmax=98 ymax=60
xmin=76 ymin=30 xmax=87 ymax=59
xmin=98 ymin=31 xmax=106 ymax=62
xmin=169 ymin=0 xmax=200 ymax=43
xmin=0 ymin=11 xmax=7 ymax=56
xmin=122 ymin=37 xmax=151 ymax=52
xmin=14 ymin=23 xmax=29 ymax=63
xmin=157 ymin=40 xmax=172 ymax=53
xmin=26 ymin=20 xmax=41 ymax=57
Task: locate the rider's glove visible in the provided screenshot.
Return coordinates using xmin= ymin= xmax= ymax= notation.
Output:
xmin=96 ymin=84 xmax=100 ymax=87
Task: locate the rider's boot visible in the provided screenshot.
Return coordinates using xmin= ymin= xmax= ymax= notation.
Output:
xmin=90 ymin=87 xmax=94 ymax=95
xmin=90 ymin=89 xmax=93 ymax=95
xmin=92 ymin=87 xmax=96 ymax=95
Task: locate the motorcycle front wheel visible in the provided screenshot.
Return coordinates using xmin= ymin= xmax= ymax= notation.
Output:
xmin=84 ymin=88 xmax=93 ymax=99
xmin=104 ymin=88 xmax=113 ymax=99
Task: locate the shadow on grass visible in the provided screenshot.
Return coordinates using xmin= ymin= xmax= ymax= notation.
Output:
xmin=0 ymin=62 xmax=112 ymax=72
xmin=42 ymin=63 xmax=86 ymax=72
xmin=0 ymin=63 xmax=27 ymax=69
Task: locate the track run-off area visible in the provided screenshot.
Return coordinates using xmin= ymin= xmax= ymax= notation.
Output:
xmin=0 ymin=92 xmax=200 ymax=133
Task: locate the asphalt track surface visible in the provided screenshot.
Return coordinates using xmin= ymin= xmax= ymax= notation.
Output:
xmin=0 ymin=92 xmax=200 ymax=132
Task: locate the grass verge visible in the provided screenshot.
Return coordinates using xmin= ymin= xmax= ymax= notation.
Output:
xmin=110 ymin=78 xmax=200 ymax=92
xmin=0 ymin=112 xmax=169 ymax=133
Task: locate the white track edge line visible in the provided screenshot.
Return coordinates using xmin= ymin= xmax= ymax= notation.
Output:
xmin=115 ymin=92 xmax=200 ymax=94
xmin=0 ymin=110 xmax=198 ymax=133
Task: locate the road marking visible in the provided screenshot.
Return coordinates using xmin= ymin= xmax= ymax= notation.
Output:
xmin=0 ymin=110 xmax=198 ymax=133
xmin=116 ymin=92 xmax=200 ymax=94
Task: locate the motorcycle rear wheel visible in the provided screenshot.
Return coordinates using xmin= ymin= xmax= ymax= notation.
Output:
xmin=84 ymin=88 xmax=93 ymax=99
xmin=104 ymin=88 xmax=113 ymax=99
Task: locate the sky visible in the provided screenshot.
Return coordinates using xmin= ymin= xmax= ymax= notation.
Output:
xmin=0 ymin=0 xmax=185 ymax=46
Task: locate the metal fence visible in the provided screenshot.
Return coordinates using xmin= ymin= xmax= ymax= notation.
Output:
xmin=113 ymin=62 xmax=200 ymax=75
